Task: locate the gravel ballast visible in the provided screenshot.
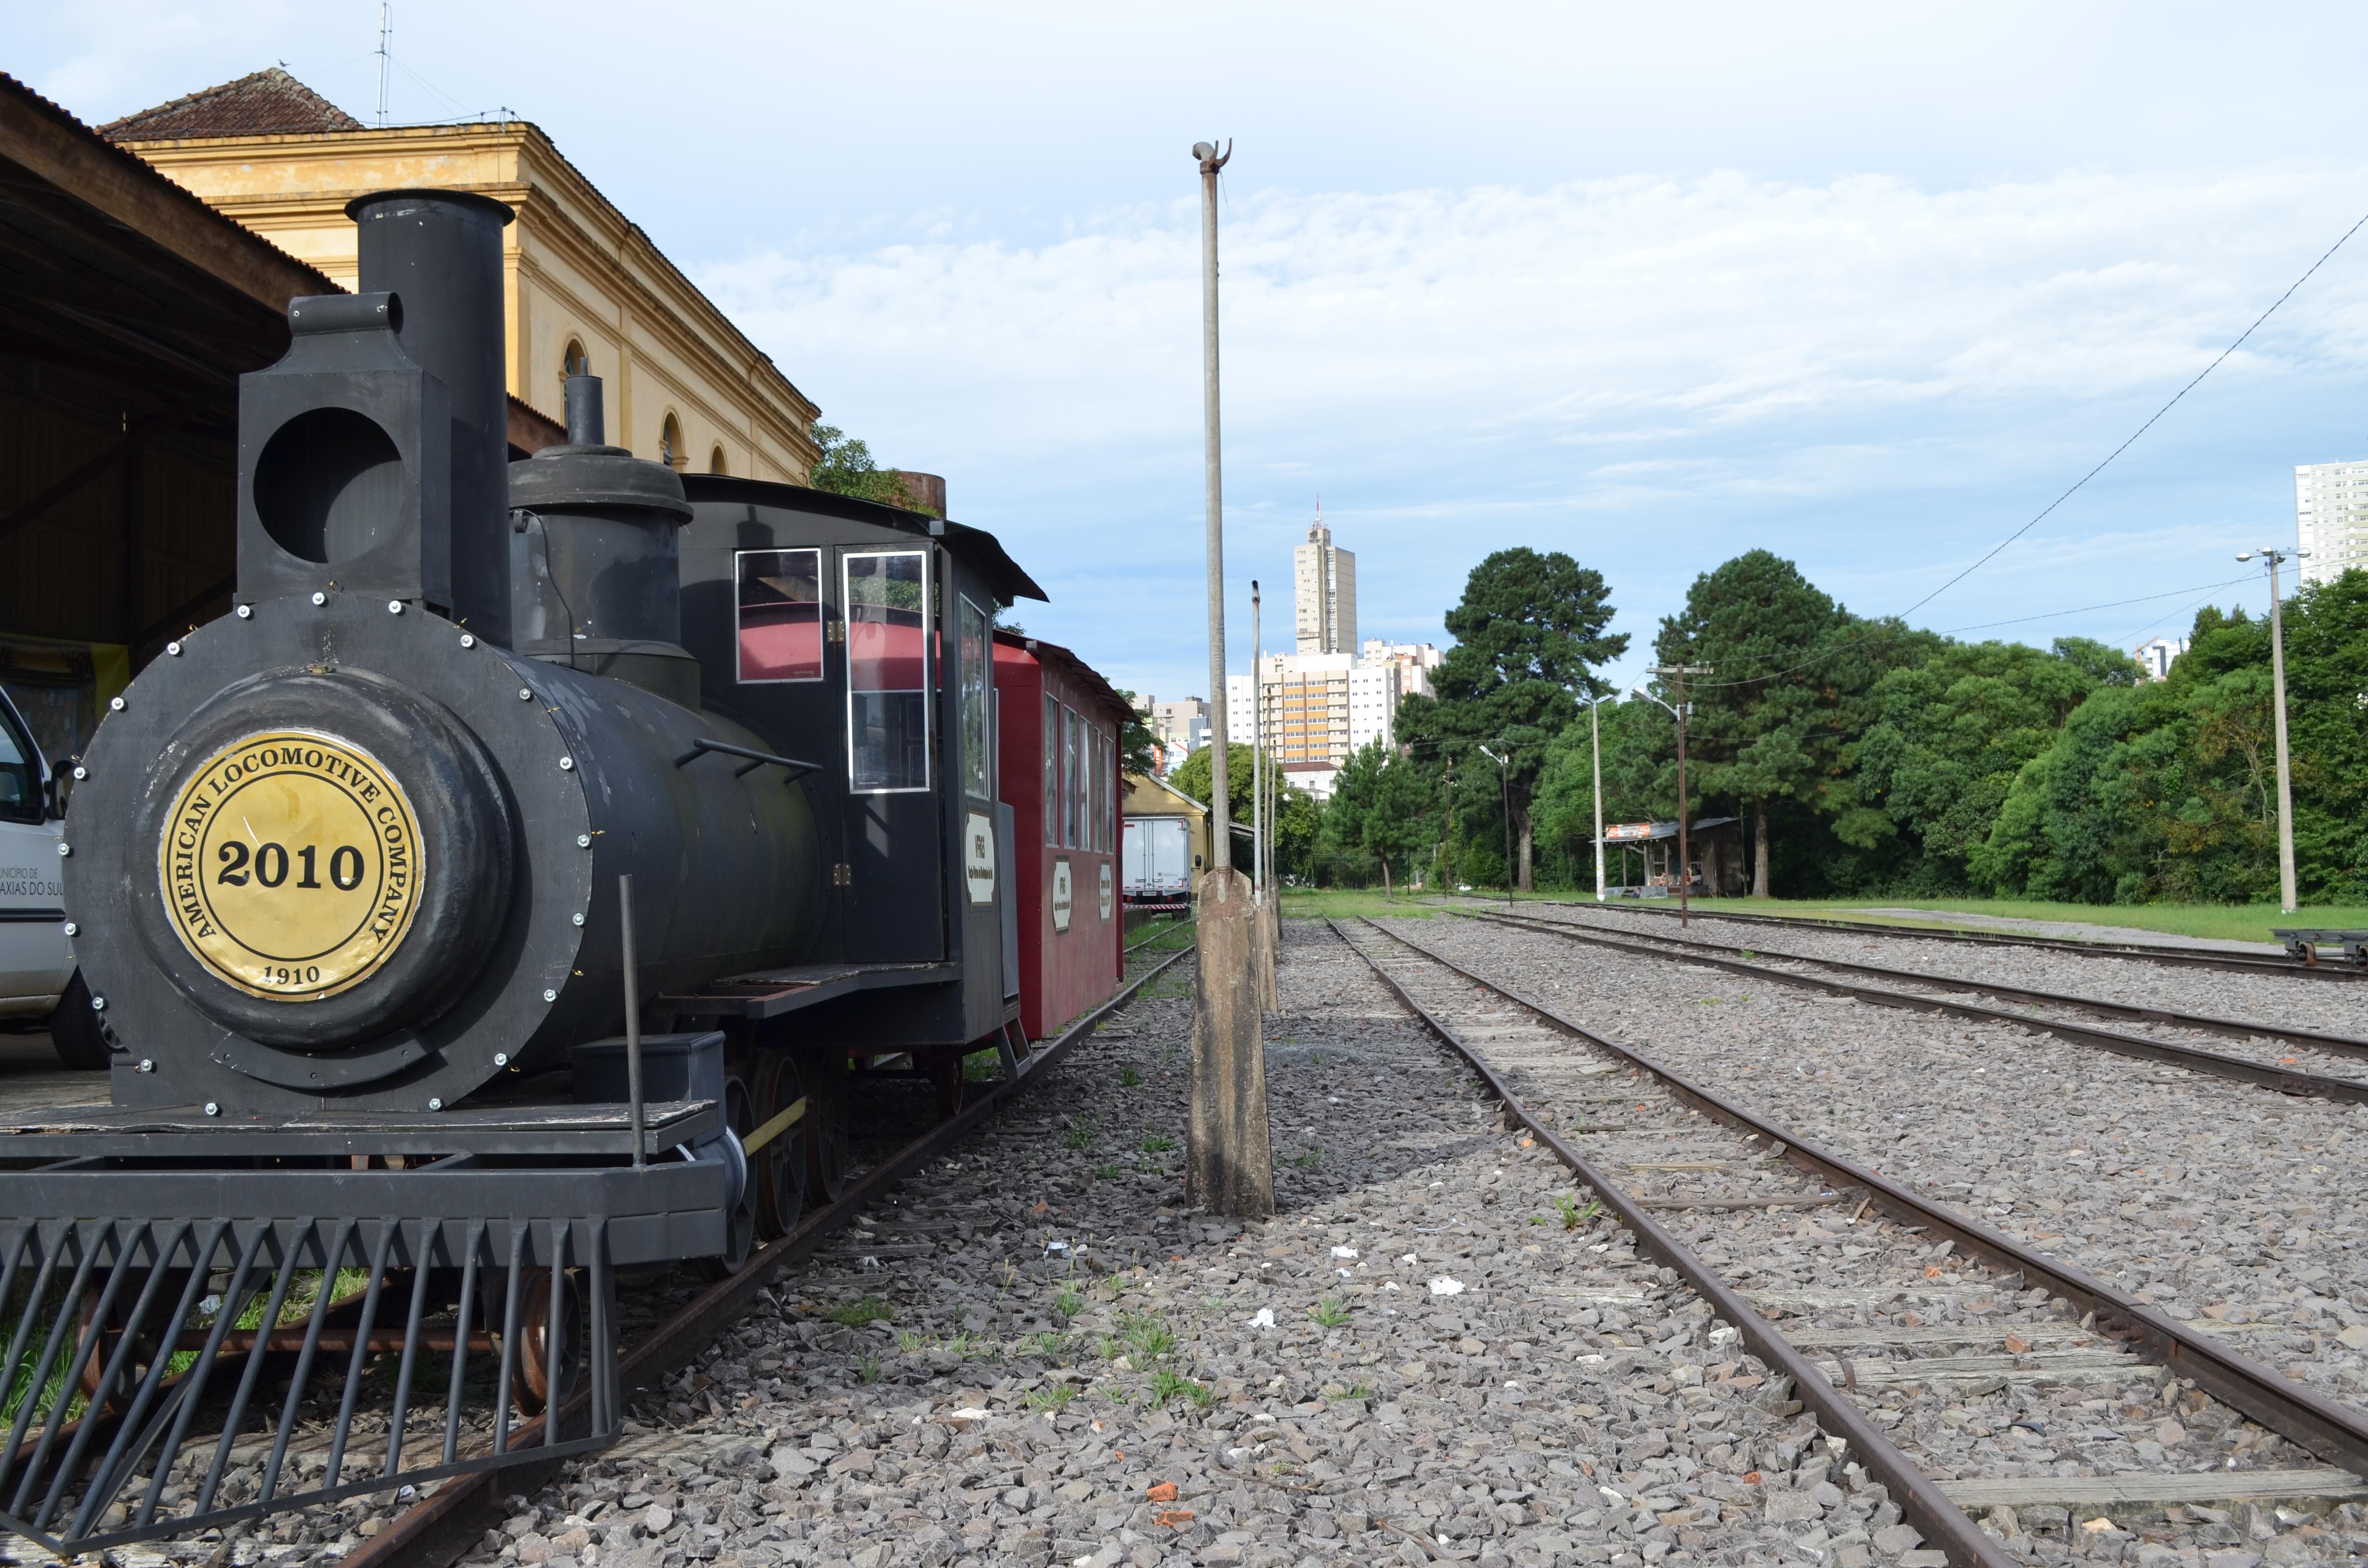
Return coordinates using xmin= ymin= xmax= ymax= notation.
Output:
xmin=1350 ymin=917 xmax=2368 ymax=1567
xmin=420 ymin=922 xmax=1915 ymax=1568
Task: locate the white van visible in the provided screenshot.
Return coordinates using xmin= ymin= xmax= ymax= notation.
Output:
xmin=0 ymin=686 xmax=105 ymax=1068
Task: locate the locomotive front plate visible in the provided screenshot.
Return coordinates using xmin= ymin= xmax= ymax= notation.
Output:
xmin=159 ymin=730 xmax=426 ymax=1000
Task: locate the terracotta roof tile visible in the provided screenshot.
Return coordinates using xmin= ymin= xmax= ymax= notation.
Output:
xmin=100 ymin=67 xmax=362 ymax=141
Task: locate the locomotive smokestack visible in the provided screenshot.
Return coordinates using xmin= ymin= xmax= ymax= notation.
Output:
xmin=564 ymin=372 xmax=605 ymax=447
xmin=347 ymin=189 xmax=516 ymax=647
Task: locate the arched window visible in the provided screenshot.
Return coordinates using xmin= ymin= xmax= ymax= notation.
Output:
xmin=561 ymin=338 xmax=590 ymax=387
xmin=710 ymin=444 xmax=728 ymax=475
xmin=659 ymin=413 xmax=683 ymax=470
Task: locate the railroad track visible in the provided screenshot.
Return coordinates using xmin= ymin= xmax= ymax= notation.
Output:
xmin=1331 ymin=916 xmax=2368 ymax=1568
xmin=1531 ymin=898 xmax=2359 ymax=981
xmin=316 ymin=940 xmax=1196 ymax=1568
xmin=1453 ymin=906 xmax=2368 ymax=1104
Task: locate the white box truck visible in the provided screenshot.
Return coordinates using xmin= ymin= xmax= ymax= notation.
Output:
xmin=1122 ymin=816 xmax=1193 ymax=905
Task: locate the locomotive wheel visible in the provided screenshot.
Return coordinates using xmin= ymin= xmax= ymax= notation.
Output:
xmin=698 ymin=1077 xmax=760 ymax=1279
xmin=484 ymin=1267 xmax=581 ymax=1416
xmin=750 ymin=1053 xmax=807 ymax=1242
xmin=803 ymin=1049 xmax=850 ymax=1203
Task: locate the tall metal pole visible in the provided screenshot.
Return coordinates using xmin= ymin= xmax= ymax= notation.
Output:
xmin=2240 ymin=548 xmax=2304 ymax=914
xmin=1250 ymin=581 xmax=1264 ymax=902
xmin=1651 ymin=664 xmax=1714 ymax=927
xmin=2258 ymin=548 xmax=2300 ymax=913
xmin=1591 ymin=697 xmax=1605 ymax=903
xmin=1197 ymin=140 xmax=1232 ymax=875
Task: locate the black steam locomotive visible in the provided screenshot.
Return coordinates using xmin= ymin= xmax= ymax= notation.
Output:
xmin=0 ymin=189 xmax=1044 ymax=1554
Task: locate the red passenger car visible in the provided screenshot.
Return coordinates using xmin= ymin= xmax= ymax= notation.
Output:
xmin=993 ymin=631 xmax=1130 ymax=1040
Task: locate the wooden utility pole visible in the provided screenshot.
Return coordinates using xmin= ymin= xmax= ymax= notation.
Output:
xmin=1186 ymin=138 xmax=1271 ymax=1219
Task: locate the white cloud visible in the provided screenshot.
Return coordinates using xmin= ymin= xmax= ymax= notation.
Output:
xmin=697 ymin=163 xmax=2368 ymax=698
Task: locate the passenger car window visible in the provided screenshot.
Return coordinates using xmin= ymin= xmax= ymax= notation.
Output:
xmin=959 ymin=597 xmax=989 ymax=800
xmin=0 ymin=699 xmax=37 ymax=824
xmin=845 ymin=551 xmax=931 ymax=792
xmin=1043 ymin=694 xmax=1059 ymax=845
xmin=736 ymin=549 xmax=823 ymax=682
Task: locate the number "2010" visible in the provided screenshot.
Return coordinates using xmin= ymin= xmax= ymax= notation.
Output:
xmin=217 ymin=842 xmax=365 ymax=892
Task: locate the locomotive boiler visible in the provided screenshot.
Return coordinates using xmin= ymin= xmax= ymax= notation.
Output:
xmin=0 ymin=187 xmax=1050 ymax=1556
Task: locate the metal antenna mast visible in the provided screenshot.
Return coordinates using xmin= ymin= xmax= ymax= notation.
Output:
xmin=376 ymin=4 xmax=393 ymax=128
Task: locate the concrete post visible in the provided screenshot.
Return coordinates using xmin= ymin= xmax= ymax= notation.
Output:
xmin=1188 ymin=138 xmax=1269 ymax=1218
xmin=1188 ymin=866 xmax=1273 ymax=1216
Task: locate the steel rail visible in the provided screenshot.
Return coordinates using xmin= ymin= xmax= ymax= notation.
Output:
xmin=1124 ymin=915 xmax=1195 ymax=956
xmin=1351 ymin=917 xmax=2368 ymax=1485
xmin=344 ymin=941 xmax=1196 ymax=1568
xmin=1323 ymin=919 xmax=2015 ymax=1568
xmin=1532 ymin=897 xmax=2360 ymax=981
xmin=1468 ymin=907 xmax=2368 ymax=1061
xmin=1455 ymin=908 xmax=2368 ymax=1104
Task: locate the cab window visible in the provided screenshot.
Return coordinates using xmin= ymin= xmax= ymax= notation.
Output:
xmin=736 ymin=549 xmax=823 ymax=682
xmin=845 ymin=550 xmax=932 ymax=793
xmin=0 ymin=699 xmax=39 ymax=824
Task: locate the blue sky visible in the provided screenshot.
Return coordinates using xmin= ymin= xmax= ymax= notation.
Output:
xmin=21 ymin=2 xmax=2368 ymax=704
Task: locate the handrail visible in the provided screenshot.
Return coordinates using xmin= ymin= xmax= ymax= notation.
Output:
xmin=672 ymin=738 xmax=819 ymax=780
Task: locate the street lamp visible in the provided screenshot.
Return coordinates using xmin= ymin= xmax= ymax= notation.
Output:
xmin=1477 ymin=744 xmax=1514 ymax=907
xmin=2237 ymin=547 xmax=2308 ymax=913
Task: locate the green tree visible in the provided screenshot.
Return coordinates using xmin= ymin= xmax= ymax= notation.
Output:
xmin=1845 ymin=638 xmax=2116 ymax=891
xmin=1653 ymin=551 xmax=1935 ymax=896
xmin=807 ymin=423 xmax=927 ymax=511
xmin=1113 ymin=692 xmax=1160 ymax=778
xmin=1170 ymin=744 xmax=1319 ymax=879
xmin=1397 ymin=548 xmax=1627 ymax=890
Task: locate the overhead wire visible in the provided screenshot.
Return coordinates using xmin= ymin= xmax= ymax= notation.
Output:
xmin=1662 ymin=202 xmax=2368 ymax=694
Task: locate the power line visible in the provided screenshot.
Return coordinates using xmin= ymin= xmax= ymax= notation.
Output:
xmin=1939 ymin=573 xmax=2257 ymax=636
xmin=1678 ymin=201 xmax=2368 ymax=692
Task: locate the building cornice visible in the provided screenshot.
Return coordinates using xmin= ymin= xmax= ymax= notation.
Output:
xmin=118 ymin=120 xmax=820 ymax=467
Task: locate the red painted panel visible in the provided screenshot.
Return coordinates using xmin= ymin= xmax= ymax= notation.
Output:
xmin=994 ymin=640 xmax=1124 ymax=1040
xmin=737 ymin=603 xmax=821 ymax=681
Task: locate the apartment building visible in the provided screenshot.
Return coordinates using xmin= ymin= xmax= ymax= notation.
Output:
xmin=1294 ymin=511 xmax=1357 ymax=654
xmin=2296 ymin=460 xmax=2368 ymax=585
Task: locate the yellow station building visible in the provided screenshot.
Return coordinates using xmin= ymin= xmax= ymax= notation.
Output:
xmin=104 ymin=70 xmax=820 ymax=482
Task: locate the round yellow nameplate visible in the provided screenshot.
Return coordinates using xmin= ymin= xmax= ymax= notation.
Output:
xmin=157 ymin=731 xmax=426 ymax=999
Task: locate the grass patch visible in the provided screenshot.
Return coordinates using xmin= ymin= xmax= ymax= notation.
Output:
xmin=824 ymin=1296 xmax=893 ymax=1328
xmin=1149 ymin=1369 xmax=1211 ymax=1407
xmin=1140 ymin=1132 xmax=1176 ymax=1153
xmin=1119 ymin=1065 xmax=1143 ymax=1088
xmin=1117 ymin=1310 xmax=1176 ymax=1363
xmin=1031 ymin=1329 xmax=1072 ymax=1360
xmin=1095 ymin=1163 xmax=1123 ymax=1181
xmin=1065 ymin=1115 xmax=1100 ymax=1152
xmin=1128 ymin=918 xmax=1200 ymax=952
xmin=1025 ymin=1382 xmax=1077 ymax=1413
xmin=1278 ymin=889 xmax=1453 ymax=921
xmin=1291 ymin=1147 xmax=1322 ymax=1170
xmin=1555 ymin=1193 xmax=1602 ymax=1232
xmin=1310 ymin=1295 xmax=1350 ymax=1328
xmin=1543 ymin=894 xmax=2368 ymax=946
xmin=858 ymin=1351 xmax=883 ymax=1384
xmin=1055 ymin=1287 xmax=1085 ymax=1319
